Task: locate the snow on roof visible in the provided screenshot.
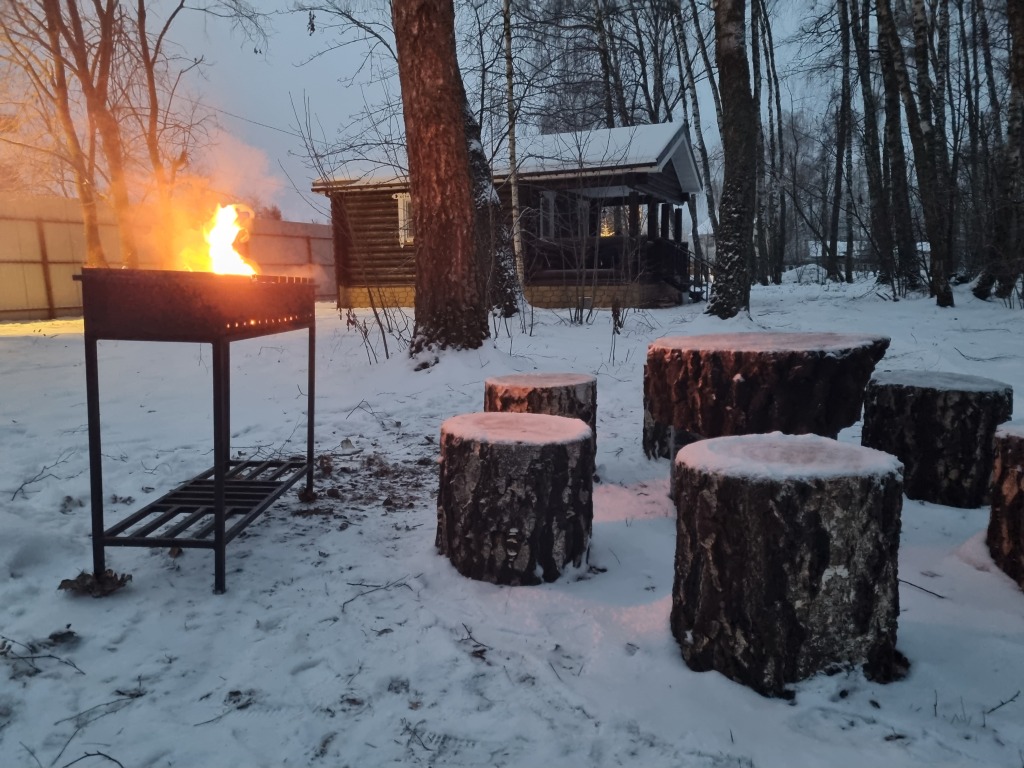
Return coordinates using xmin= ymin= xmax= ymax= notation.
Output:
xmin=442 ymin=411 xmax=592 ymax=446
xmin=312 ymin=122 xmax=702 ymax=195
xmin=650 ymin=332 xmax=889 ymax=355
xmin=675 ymin=432 xmax=903 ymax=481
xmin=871 ymin=370 xmax=1013 ymax=393
xmin=503 ymin=123 xmax=683 ymax=175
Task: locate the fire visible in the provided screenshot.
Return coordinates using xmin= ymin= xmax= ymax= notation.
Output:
xmin=205 ymin=204 xmax=256 ymax=275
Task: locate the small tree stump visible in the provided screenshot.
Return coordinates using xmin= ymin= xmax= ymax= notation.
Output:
xmin=862 ymin=371 xmax=1013 ymax=508
xmin=671 ymin=433 xmax=904 ymax=698
xmin=484 ymin=373 xmax=597 ymax=447
xmin=644 ymin=332 xmax=889 ymax=458
xmin=436 ymin=412 xmax=594 ymax=585
xmin=987 ymin=423 xmax=1024 ymax=589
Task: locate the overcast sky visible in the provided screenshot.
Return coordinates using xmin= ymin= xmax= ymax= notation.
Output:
xmin=174 ymin=8 xmax=364 ymax=223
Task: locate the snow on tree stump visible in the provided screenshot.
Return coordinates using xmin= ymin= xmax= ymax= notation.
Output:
xmin=987 ymin=423 xmax=1024 ymax=589
xmin=436 ymin=412 xmax=594 ymax=586
xmin=862 ymin=371 xmax=1013 ymax=508
xmin=484 ymin=373 xmax=598 ymax=448
xmin=644 ymin=332 xmax=889 ymax=459
xmin=671 ymin=433 xmax=904 ymax=698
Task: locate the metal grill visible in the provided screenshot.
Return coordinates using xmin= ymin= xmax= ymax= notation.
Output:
xmin=77 ymin=268 xmax=316 ymax=593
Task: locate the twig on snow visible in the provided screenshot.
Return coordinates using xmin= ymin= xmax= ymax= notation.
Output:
xmin=898 ymin=578 xmax=946 ymax=599
xmin=984 ymin=690 xmax=1020 ymax=715
xmin=0 ymin=635 xmax=85 ymax=676
xmin=20 ymin=743 xmax=43 ymax=768
xmin=341 ymin=576 xmax=414 ymax=613
xmin=59 ymin=752 xmax=125 ymax=768
xmin=461 ymin=624 xmax=490 ymax=649
xmin=11 ymin=450 xmax=77 ymax=500
xmin=401 ymin=719 xmax=432 ymax=752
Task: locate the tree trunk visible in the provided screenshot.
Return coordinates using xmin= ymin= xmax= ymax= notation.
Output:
xmin=988 ymin=424 xmax=1024 ymax=589
xmin=706 ymin=0 xmax=756 ymax=319
xmin=643 ymin=332 xmax=889 ymax=457
xmin=878 ymin=8 xmax=919 ymax=291
xmin=503 ymin=0 xmax=525 ymax=282
xmin=672 ymin=434 xmax=905 ymax=698
xmin=673 ymin=6 xmax=719 ymax=238
xmin=994 ymin=0 xmax=1024 ymax=298
xmin=392 ymin=0 xmax=489 ymax=352
xmin=877 ymin=0 xmax=954 ymax=306
xmin=484 ymin=372 xmax=597 ymax=447
xmin=852 ymin=0 xmax=893 ymax=285
xmin=862 ymin=370 xmax=1013 ymax=508
xmin=436 ymin=412 xmax=594 ymax=585
xmin=464 ymin=104 xmax=517 ymax=317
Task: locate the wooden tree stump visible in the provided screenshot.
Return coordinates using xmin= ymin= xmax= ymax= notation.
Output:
xmin=484 ymin=373 xmax=597 ymax=447
xmin=862 ymin=371 xmax=1013 ymax=508
xmin=987 ymin=423 xmax=1024 ymax=589
xmin=644 ymin=332 xmax=889 ymax=458
xmin=436 ymin=412 xmax=594 ymax=585
xmin=671 ymin=433 xmax=904 ymax=698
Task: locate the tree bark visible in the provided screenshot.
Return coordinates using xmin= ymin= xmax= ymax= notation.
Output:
xmin=862 ymin=370 xmax=1013 ymax=508
xmin=671 ymin=434 xmax=905 ymax=698
xmin=393 ymin=0 xmax=489 ymax=352
xmin=852 ymin=0 xmax=894 ymax=286
xmin=484 ymin=372 xmax=597 ymax=447
xmin=988 ymin=424 xmax=1024 ymax=590
xmin=877 ymin=9 xmax=920 ymax=292
xmin=436 ymin=413 xmax=594 ymax=585
xmin=877 ymin=0 xmax=954 ymax=306
xmin=644 ymin=332 xmax=889 ymax=457
xmin=706 ymin=0 xmax=756 ymax=319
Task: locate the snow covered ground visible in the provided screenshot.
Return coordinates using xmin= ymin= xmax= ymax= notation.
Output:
xmin=1 ymin=276 xmax=1022 ymax=768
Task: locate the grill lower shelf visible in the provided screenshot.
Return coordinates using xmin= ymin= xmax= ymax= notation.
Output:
xmin=102 ymin=459 xmax=308 ymax=549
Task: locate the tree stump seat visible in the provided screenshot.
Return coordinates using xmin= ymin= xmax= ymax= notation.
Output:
xmin=987 ymin=423 xmax=1024 ymax=590
xmin=644 ymin=332 xmax=889 ymax=458
xmin=484 ymin=373 xmax=597 ymax=447
xmin=436 ymin=412 xmax=594 ymax=586
xmin=862 ymin=370 xmax=1013 ymax=508
xmin=671 ymin=433 xmax=904 ymax=698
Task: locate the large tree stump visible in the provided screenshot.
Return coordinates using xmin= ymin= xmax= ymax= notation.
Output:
xmin=862 ymin=371 xmax=1013 ymax=508
xmin=436 ymin=412 xmax=594 ymax=585
xmin=987 ymin=424 xmax=1024 ymax=589
xmin=644 ymin=332 xmax=889 ymax=458
xmin=484 ymin=373 xmax=597 ymax=447
xmin=671 ymin=433 xmax=904 ymax=698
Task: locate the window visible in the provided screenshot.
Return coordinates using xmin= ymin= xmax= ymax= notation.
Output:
xmin=394 ymin=192 xmax=414 ymax=247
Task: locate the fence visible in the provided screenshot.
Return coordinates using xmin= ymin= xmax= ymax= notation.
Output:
xmin=0 ymin=195 xmax=334 ymax=321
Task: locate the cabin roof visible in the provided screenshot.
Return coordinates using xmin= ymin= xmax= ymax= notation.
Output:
xmin=311 ymin=122 xmax=702 ymax=204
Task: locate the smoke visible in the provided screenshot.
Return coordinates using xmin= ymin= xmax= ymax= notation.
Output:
xmin=130 ymin=130 xmax=285 ymax=270
xmin=196 ymin=128 xmax=285 ymax=210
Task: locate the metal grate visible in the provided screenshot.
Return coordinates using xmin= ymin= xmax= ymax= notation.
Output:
xmin=103 ymin=460 xmax=308 ymax=549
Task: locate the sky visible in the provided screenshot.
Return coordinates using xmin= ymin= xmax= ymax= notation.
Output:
xmin=173 ymin=7 xmax=366 ymax=223
xmin=1 ymin=275 xmax=1023 ymax=766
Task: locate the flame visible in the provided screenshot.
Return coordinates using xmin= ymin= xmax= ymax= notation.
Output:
xmin=205 ymin=204 xmax=256 ymax=275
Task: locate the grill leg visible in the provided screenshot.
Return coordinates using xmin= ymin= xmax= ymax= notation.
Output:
xmin=84 ymin=336 xmax=106 ymax=576
xmin=306 ymin=323 xmax=315 ymax=493
xmin=212 ymin=340 xmax=230 ymax=594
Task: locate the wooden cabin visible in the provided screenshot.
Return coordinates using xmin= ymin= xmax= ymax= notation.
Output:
xmin=312 ymin=122 xmax=704 ymax=309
